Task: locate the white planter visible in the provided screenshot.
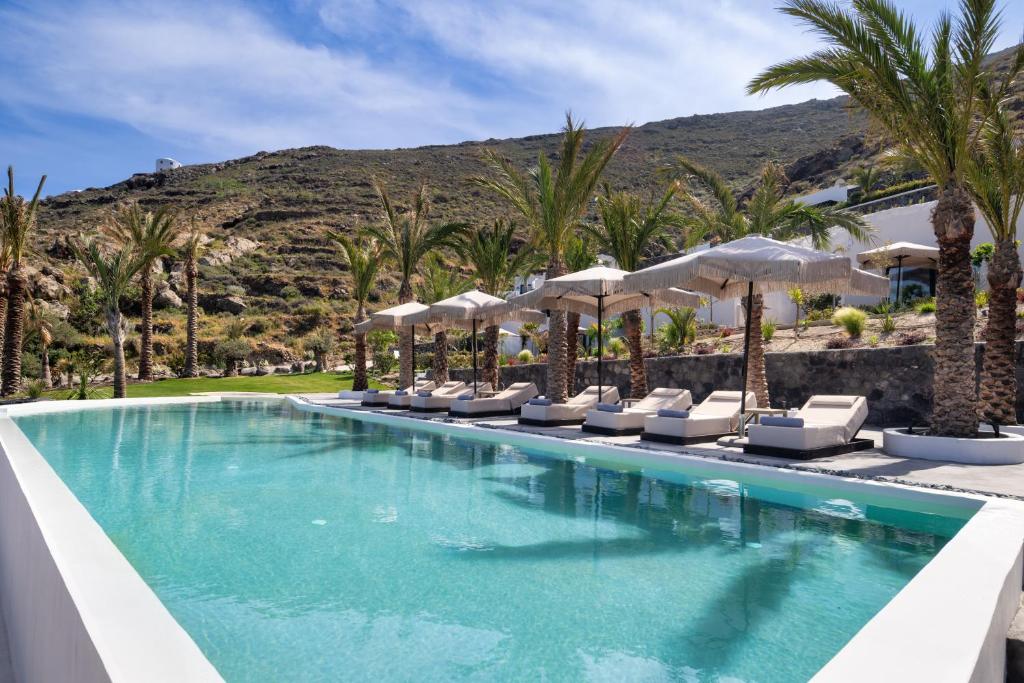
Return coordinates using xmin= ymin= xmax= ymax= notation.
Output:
xmin=882 ymin=428 xmax=1024 ymax=465
xmin=337 ymin=390 xmax=364 ymax=400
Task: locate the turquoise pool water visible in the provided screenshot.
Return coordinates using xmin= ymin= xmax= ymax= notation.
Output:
xmin=16 ymin=401 xmax=971 ymax=682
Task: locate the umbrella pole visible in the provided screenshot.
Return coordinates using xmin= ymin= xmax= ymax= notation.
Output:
xmin=472 ymin=319 xmax=478 ymax=394
xmin=410 ymin=324 xmax=415 ymax=388
xmin=738 ymin=281 xmax=754 ymax=437
xmin=597 ymin=295 xmax=604 ymax=402
xmin=895 ymin=255 xmax=904 ymax=305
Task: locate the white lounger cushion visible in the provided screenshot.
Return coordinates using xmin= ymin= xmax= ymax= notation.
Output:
xmin=411 ymin=382 xmax=487 ymax=411
xmin=449 ymin=383 xmax=538 ymax=415
xmin=365 ymin=380 xmax=435 ymax=403
xmin=520 ymin=386 xmax=620 ymax=423
xmin=746 ymin=395 xmax=868 ymax=450
xmin=643 ymin=390 xmax=756 ymax=438
xmin=584 ymin=388 xmax=692 ymax=431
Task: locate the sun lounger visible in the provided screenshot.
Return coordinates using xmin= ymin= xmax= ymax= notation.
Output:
xmin=448 ymin=382 xmax=539 ymax=417
xmin=409 ymin=381 xmax=488 ymax=413
xmin=361 ymin=380 xmax=436 ymax=407
xmin=641 ymin=390 xmax=756 ymax=445
xmin=581 ymin=388 xmax=693 ymax=436
xmin=518 ymin=386 xmax=620 ymax=427
xmin=743 ymin=395 xmax=872 ymax=459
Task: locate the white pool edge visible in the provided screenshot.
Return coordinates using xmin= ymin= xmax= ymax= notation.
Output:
xmin=0 ymin=394 xmax=1021 ymax=682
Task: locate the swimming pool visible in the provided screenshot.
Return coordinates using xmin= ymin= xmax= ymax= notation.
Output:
xmin=14 ymin=400 xmax=975 ymax=681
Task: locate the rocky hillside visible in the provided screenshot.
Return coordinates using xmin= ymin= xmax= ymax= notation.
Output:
xmin=24 ymin=45 xmax=1023 ymax=371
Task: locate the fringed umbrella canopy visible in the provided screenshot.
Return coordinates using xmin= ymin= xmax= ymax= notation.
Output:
xmin=353 ymin=318 xmax=379 ymax=334
xmin=856 ymin=241 xmax=939 ymax=270
xmin=369 ymin=302 xmax=431 ymax=328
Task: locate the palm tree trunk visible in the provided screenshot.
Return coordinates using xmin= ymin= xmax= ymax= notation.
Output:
xmin=353 ymin=301 xmax=369 ymax=391
xmin=979 ymin=238 xmax=1020 ymax=426
xmin=224 ymin=358 xmax=239 ymax=377
xmin=483 ymin=324 xmax=499 ymax=389
xmin=623 ymin=310 xmax=647 ymax=398
xmin=41 ymin=343 xmax=51 ymax=389
xmin=931 ymin=182 xmax=979 ymax=437
xmin=545 ymin=260 xmax=568 ymax=402
xmin=2 ymin=265 xmax=28 ymax=396
xmin=565 ymin=312 xmax=580 ymax=395
xmin=0 ymin=294 xmax=7 ymax=370
xmin=138 ymin=266 xmax=154 ymax=381
xmin=183 ymin=258 xmax=199 ymax=378
xmin=107 ymin=308 xmax=128 ymax=399
xmin=744 ymin=293 xmax=769 ymax=408
xmin=398 ymin=281 xmax=414 ymax=390
xmin=432 ymin=330 xmax=448 ymax=384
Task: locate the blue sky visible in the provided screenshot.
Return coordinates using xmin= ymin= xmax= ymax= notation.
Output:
xmin=1 ymin=0 xmax=1021 ymax=196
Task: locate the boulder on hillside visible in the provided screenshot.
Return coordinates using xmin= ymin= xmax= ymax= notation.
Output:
xmin=35 ymin=299 xmax=70 ymax=320
xmin=199 ymin=293 xmax=247 ymax=314
xmin=154 ymin=281 xmax=183 ymax=309
xmin=199 ymin=236 xmax=260 ymax=267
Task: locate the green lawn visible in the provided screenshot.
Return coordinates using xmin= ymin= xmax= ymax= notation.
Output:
xmin=45 ymin=372 xmax=388 ymax=400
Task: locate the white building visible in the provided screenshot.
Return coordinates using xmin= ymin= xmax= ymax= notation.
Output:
xmin=155 ymin=158 xmax=182 ymax=173
xmin=793 ymin=180 xmax=857 ymax=207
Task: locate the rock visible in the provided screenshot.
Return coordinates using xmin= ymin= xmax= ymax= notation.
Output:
xmin=198 ymin=236 xmax=260 ymax=267
xmin=198 ymin=293 xmax=247 ymax=315
xmin=45 ymin=237 xmax=76 ymax=261
xmin=35 ymin=299 xmax=70 ymax=320
xmin=154 ymin=282 xmax=183 ymax=309
xmin=32 ymin=275 xmax=70 ymax=301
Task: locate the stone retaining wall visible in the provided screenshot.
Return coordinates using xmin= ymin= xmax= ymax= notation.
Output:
xmin=450 ymin=342 xmax=1024 ymax=427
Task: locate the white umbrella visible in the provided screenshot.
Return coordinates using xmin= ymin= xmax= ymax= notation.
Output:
xmin=510 ymin=266 xmax=700 ymax=399
xmin=856 ymin=241 xmax=938 ymax=303
xmin=407 ymin=290 xmax=545 ymax=392
xmin=624 ymin=235 xmax=888 ymax=433
xmin=368 ymin=302 xmax=435 ymax=381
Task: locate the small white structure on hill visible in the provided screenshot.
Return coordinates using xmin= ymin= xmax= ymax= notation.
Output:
xmin=155 ymin=158 xmax=182 ymax=173
xmin=794 ymin=180 xmax=856 ymax=207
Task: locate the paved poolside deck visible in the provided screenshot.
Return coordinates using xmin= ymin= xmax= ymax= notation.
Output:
xmin=299 ymin=394 xmax=1024 ymax=500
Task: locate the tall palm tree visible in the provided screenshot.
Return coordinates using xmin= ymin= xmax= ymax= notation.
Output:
xmin=415 ymin=254 xmax=471 ymax=385
xmin=678 ymin=158 xmax=869 ymax=406
xmin=25 ymin=299 xmax=55 ymax=388
xmin=104 ymin=202 xmax=178 ymax=381
xmin=71 ymin=237 xmax=145 ymax=399
xmin=967 ymin=101 xmax=1024 ymax=425
xmin=656 ymin=307 xmax=698 ymax=353
xmin=0 ymin=167 xmax=46 ymax=396
xmin=471 ymin=114 xmax=630 ymax=402
xmin=362 ymin=180 xmax=468 ymax=390
xmin=179 ymin=221 xmax=205 ymax=378
xmin=587 ymin=182 xmax=682 ymax=397
xmin=562 ymin=235 xmax=597 ymax=393
xmin=748 ymin=0 xmax=1012 ymax=436
xmin=329 ymin=231 xmax=380 ymax=392
xmin=463 ymin=219 xmax=543 ymax=388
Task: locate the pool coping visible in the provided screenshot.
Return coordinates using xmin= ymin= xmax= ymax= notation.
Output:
xmin=0 ymin=394 xmax=1020 ymax=681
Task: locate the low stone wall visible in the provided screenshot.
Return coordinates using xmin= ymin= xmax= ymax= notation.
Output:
xmin=451 ymin=341 xmax=1024 ymax=427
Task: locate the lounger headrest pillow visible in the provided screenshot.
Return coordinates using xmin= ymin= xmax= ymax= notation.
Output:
xmin=393 ymin=390 xmax=407 ymax=396
xmin=596 ymin=403 xmax=623 ymax=413
xmin=417 ymin=390 xmax=433 ymax=397
xmin=807 ymin=397 xmax=859 ymax=408
xmin=365 ymin=389 xmax=379 ymax=394
xmin=457 ymin=393 xmax=473 ymax=400
xmin=528 ymin=398 xmax=553 ymax=406
xmin=760 ymin=416 xmax=804 ymax=428
xmin=657 ymin=409 xmax=689 ymax=418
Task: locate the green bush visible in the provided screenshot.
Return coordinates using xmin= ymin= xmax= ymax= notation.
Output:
xmin=868 ymin=334 xmax=879 ymax=347
xmin=915 ymin=298 xmax=936 ymax=314
xmin=882 ymin=314 xmax=897 ymax=333
xmin=607 ymin=338 xmax=628 ymax=358
xmin=761 ymin=318 xmax=777 ymax=342
xmin=832 ymin=307 xmax=867 ymax=337
xmin=975 ymin=289 xmax=989 ymax=309
xmin=517 ymin=349 xmax=534 ymax=363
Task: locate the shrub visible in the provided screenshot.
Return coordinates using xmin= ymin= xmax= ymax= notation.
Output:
xmin=372 ymin=349 xmax=397 ymax=376
xmin=825 ymin=335 xmax=853 ymax=350
xmin=761 ymin=318 xmax=777 ymax=342
xmin=1018 ymin=310 xmax=1024 ymax=319
xmin=881 ymin=314 xmax=897 ymax=333
xmin=896 ymin=330 xmax=928 ymax=346
xmin=975 ymin=289 xmax=989 ymax=309
xmin=498 ymin=354 xmax=509 ymax=367
xmin=915 ymin=298 xmax=936 ymax=314
xmin=607 ymin=338 xmax=628 ymax=358
xmin=24 ymin=380 xmax=45 ymax=399
xmin=517 ymin=349 xmax=534 ymax=363
xmin=720 ymin=343 xmax=732 ymax=353
xmin=280 ymin=285 xmax=302 ymax=300
xmin=868 ymin=334 xmax=879 ymax=347
xmin=832 ymin=307 xmax=867 ymax=337
xmin=718 ymin=327 xmax=734 ymax=338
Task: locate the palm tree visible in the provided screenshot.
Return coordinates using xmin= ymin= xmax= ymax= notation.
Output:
xmin=967 ymin=101 xmax=1024 ymax=425
xmin=678 ymin=158 xmax=869 ymax=406
xmin=587 ymin=182 xmax=681 ymax=396
xmin=850 ymin=165 xmax=880 ymax=199
xmin=0 ymin=167 xmax=46 ymax=396
xmin=71 ymin=237 xmax=145 ymax=399
xmin=471 ymin=114 xmax=629 ymax=402
xmin=104 ymin=202 xmax=178 ymax=381
xmin=362 ymin=180 xmax=468 ymax=390
xmin=562 ymin=235 xmax=597 ymax=393
xmin=656 ymin=307 xmax=697 ymax=353
xmin=748 ymin=0 xmax=1013 ymax=436
xmin=329 ymin=231 xmax=380 ymax=391
xmin=463 ymin=219 xmax=543 ymax=388
xmin=25 ymin=300 xmax=55 ymax=388
xmin=415 ymin=254 xmax=471 ymax=384
xmin=179 ymin=221 xmax=205 ymax=378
